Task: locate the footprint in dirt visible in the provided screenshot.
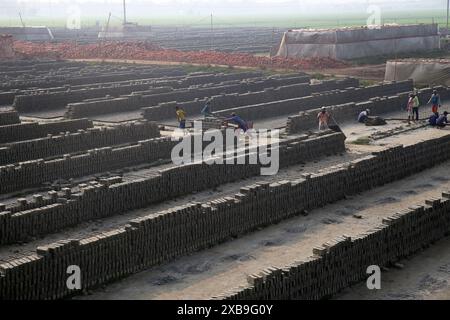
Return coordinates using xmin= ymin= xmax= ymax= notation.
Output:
xmin=418 ymin=274 xmax=448 ymax=292
xmin=151 ymin=275 xmax=179 ymax=286
xmin=185 ymin=262 xmax=213 ymax=275
xmin=221 ymin=253 xmax=255 ymax=263
xmin=260 ymin=238 xmax=285 ymax=247
xmin=414 ymin=183 xmax=435 ymax=189
xmin=374 ymin=196 xmax=400 ymax=205
xmin=335 ymin=208 xmax=355 ymax=216
xmin=284 ymin=225 xmax=307 ymax=234
xmin=399 ymin=190 xmax=418 ymax=196
xmin=321 ymin=218 xmax=343 ymax=225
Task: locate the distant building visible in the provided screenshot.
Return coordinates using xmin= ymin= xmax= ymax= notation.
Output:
xmin=274 ymin=24 xmax=441 ymax=60
xmin=0 ymin=26 xmax=54 ymax=41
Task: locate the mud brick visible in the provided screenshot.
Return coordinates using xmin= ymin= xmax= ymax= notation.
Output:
xmin=425 ymin=198 xmax=441 ymax=208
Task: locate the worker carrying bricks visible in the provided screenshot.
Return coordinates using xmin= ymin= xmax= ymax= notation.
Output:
xmin=317 ymin=107 xmax=331 ymax=130
xmin=201 ymin=100 xmax=213 ymax=118
xmin=427 ymin=90 xmax=441 ymax=114
xmin=407 ymin=93 xmax=420 ymax=122
xmin=175 ymin=106 xmax=187 ymax=129
xmin=224 ymin=113 xmax=249 ymax=133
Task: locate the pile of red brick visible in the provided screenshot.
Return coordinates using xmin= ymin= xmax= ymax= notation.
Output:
xmin=13 ymin=40 xmax=349 ymax=70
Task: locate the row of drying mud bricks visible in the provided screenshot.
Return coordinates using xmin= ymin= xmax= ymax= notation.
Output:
xmin=0 ymin=131 xmax=345 ymax=245
xmin=14 ymin=71 xmax=263 ymax=113
xmin=67 ymin=74 xmax=311 ymax=119
xmin=222 ymin=194 xmax=450 ymax=300
xmin=0 ymin=121 xmax=160 ymax=165
xmin=1 ymin=133 xmax=450 ymax=299
xmin=0 ymin=118 xmax=93 ymax=144
xmin=0 ymin=68 xmax=187 ymax=92
xmin=286 ymin=86 xmax=450 ymax=134
xmin=141 ymin=78 xmax=358 ymax=121
xmin=0 ymin=109 xmax=20 ymax=126
xmin=213 ymin=80 xmax=414 ymax=120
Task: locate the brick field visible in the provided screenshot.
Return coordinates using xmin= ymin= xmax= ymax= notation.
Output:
xmin=0 ymin=60 xmax=449 ymax=300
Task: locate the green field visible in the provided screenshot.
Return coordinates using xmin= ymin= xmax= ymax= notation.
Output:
xmin=0 ymin=10 xmax=448 ymax=29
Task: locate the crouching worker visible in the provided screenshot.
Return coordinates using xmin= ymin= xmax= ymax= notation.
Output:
xmin=429 ymin=112 xmax=439 ymax=127
xmin=436 ymin=111 xmax=448 ymax=129
xmin=201 ymin=100 xmax=213 ymax=118
xmin=225 ymin=113 xmax=249 ymax=133
xmin=358 ymin=109 xmax=370 ymax=123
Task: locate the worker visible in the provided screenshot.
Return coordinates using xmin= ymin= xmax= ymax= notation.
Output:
xmin=436 ymin=111 xmax=448 ymax=128
xmin=407 ymin=93 xmax=420 ymax=122
xmin=201 ymin=100 xmax=213 ymax=118
xmin=358 ymin=109 xmax=370 ymax=123
xmin=429 ymin=112 xmax=439 ymax=126
xmin=175 ymin=106 xmax=186 ymax=129
xmin=317 ymin=107 xmax=331 ymax=130
xmin=225 ymin=113 xmax=249 ymax=132
xmin=428 ymin=90 xmax=441 ymax=114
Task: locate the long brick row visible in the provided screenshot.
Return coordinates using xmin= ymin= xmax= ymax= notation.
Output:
xmin=213 ymin=80 xmax=414 ymax=120
xmin=141 ymin=78 xmax=358 ymax=121
xmin=66 ymin=74 xmax=310 ymax=119
xmin=222 ymin=194 xmax=450 ymax=300
xmin=0 ymin=109 xmax=20 ymax=126
xmin=0 ymin=132 xmax=449 ymax=299
xmin=0 ymin=121 xmax=160 ymax=165
xmin=0 ymin=131 xmax=345 ymax=244
xmin=0 ymin=119 xmax=93 ymax=144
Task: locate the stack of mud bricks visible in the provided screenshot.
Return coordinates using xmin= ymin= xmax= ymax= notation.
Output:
xmin=213 ymin=80 xmax=414 ymax=121
xmin=286 ymin=85 xmax=450 ymax=134
xmin=141 ymin=78 xmax=354 ymax=121
xmin=0 ymin=131 xmax=345 ymax=245
xmin=0 ymin=109 xmax=20 ymax=126
xmin=0 ymin=121 xmax=160 ymax=165
xmin=2 ymin=134 xmax=450 ymax=299
xmin=0 ymin=118 xmax=93 ymax=144
xmin=222 ymin=193 xmax=450 ymax=300
xmin=13 ymin=81 xmax=155 ymax=112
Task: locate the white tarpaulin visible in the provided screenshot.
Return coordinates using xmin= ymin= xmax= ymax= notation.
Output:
xmin=275 ymin=24 xmax=440 ymax=60
xmin=385 ymin=59 xmax=450 ymax=86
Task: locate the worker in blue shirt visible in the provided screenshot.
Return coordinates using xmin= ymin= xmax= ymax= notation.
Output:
xmin=429 ymin=112 xmax=439 ymax=126
xmin=225 ymin=113 xmax=249 ymax=132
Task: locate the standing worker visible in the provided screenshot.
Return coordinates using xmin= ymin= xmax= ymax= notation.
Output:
xmin=407 ymin=93 xmax=420 ymax=122
xmin=428 ymin=90 xmax=441 ymax=114
xmin=201 ymin=100 xmax=213 ymax=118
xmin=225 ymin=113 xmax=249 ymax=133
xmin=175 ymin=106 xmax=187 ymax=129
xmin=317 ymin=107 xmax=331 ymax=130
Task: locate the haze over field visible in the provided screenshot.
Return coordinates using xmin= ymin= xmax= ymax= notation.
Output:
xmin=0 ymin=0 xmax=448 ymax=27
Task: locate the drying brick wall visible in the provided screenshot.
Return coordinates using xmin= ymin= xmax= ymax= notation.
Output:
xmin=213 ymin=80 xmax=414 ymax=120
xmin=141 ymin=78 xmax=358 ymax=121
xmin=0 ymin=121 xmax=160 ymax=165
xmin=286 ymin=86 xmax=450 ymax=134
xmin=0 ymin=132 xmax=345 ymax=244
xmin=0 ymin=119 xmax=93 ymax=144
xmin=0 ymin=109 xmax=20 ymax=126
xmin=222 ymin=194 xmax=450 ymax=300
xmin=0 ymin=132 xmax=449 ymax=299
xmin=66 ymin=74 xmax=310 ymax=119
